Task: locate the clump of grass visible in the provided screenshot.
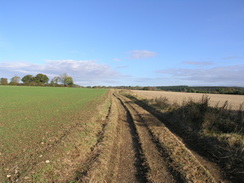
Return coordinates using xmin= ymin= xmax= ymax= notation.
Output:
xmin=146 ymin=96 xmax=179 ymax=112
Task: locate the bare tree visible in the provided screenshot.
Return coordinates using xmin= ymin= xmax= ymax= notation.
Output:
xmin=10 ymin=76 xmax=21 ymax=84
xmin=51 ymin=73 xmax=74 ymax=86
xmin=51 ymin=76 xmax=60 ymax=85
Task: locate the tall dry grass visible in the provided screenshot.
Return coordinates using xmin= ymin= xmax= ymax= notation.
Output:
xmin=132 ymin=90 xmax=244 ymax=111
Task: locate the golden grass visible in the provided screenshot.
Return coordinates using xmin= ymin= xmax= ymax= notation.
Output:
xmin=131 ymin=90 xmax=244 ymax=110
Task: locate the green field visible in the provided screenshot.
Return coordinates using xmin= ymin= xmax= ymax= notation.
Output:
xmin=0 ymin=86 xmax=108 ymax=181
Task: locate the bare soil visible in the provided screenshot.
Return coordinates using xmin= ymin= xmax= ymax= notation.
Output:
xmin=104 ymin=95 xmax=146 ymax=183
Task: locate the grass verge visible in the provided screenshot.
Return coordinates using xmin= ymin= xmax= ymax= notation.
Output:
xmin=79 ymin=94 xmax=119 ymax=182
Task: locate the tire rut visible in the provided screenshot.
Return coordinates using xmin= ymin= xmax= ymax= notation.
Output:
xmin=83 ymin=91 xmax=220 ymax=183
xmin=85 ymin=93 xmax=176 ymax=183
xmin=119 ymin=93 xmax=217 ymax=183
xmin=116 ymin=94 xmax=176 ymax=183
xmin=105 ymin=95 xmax=148 ymax=183
xmin=80 ymin=93 xmax=148 ymax=183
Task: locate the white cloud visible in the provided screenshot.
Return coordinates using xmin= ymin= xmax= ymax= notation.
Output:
xmin=0 ymin=60 xmax=121 ymax=86
xmin=157 ymin=65 xmax=244 ymax=86
xmin=129 ymin=50 xmax=157 ymax=59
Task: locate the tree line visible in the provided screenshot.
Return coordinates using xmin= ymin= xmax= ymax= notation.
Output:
xmin=113 ymin=85 xmax=244 ymax=95
xmin=0 ymin=73 xmax=74 ymax=87
xmin=154 ymin=86 xmax=244 ymax=95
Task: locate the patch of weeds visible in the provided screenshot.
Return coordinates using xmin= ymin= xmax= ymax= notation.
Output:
xmin=69 ymin=180 xmax=76 ymax=183
xmin=32 ymin=163 xmax=58 ymax=183
xmin=32 ymin=172 xmax=42 ymax=182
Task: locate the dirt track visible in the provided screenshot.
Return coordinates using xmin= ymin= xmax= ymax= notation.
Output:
xmin=80 ymin=91 xmax=229 ymax=183
xmin=104 ymin=94 xmax=147 ymax=182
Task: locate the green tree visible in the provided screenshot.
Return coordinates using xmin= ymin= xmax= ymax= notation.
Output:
xmin=65 ymin=77 xmax=74 ymax=86
xmin=0 ymin=78 xmax=8 ymax=85
xmin=34 ymin=73 xmax=49 ymax=84
xmin=21 ymin=75 xmax=34 ymax=85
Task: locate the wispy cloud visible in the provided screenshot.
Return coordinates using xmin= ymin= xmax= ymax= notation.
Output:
xmin=182 ymin=61 xmax=213 ymax=66
xmin=113 ymin=58 xmax=121 ymax=62
xmin=117 ymin=65 xmax=128 ymax=69
xmin=157 ymin=65 xmax=244 ymax=86
xmin=222 ymin=56 xmax=243 ymax=60
xmin=128 ymin=50 xmax=157 ymax=59
xmin=0 ymin=60 xmax=121 ymax=86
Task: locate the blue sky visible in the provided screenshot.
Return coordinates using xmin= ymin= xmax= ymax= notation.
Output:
xmin=0 ymin=0 xmax=244 ymax=86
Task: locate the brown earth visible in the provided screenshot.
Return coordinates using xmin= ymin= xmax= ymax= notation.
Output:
xmin=78 ymin=91 xmax=229 ymax=183
xmin=131 ymin=90 xmax=244 ymax=110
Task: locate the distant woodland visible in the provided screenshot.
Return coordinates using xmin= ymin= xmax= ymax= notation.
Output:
xmin=115 ymin=85 xmax=244 ymax=95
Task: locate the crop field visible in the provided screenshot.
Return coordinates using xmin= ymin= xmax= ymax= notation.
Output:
xmin=131 ymin=90 xmax=244 ymax=110
xmin=0 ymin=86 xmax=109 ymax=182
xmin=1 ymin=87 xmax=243 ymax=182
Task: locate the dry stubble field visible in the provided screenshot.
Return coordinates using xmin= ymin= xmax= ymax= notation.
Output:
xmin=131 ymin=90 xmax=244 ymax=110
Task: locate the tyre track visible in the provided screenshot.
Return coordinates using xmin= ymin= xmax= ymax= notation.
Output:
xmin=84 ymin=93 xmax=175 ymax=182
xmin=80 ymin=93 xmax=148 ymax=183
xmin=106 ymin=94 xmax=148 ymax=182
xmin=83 ymin=91 xmax=219 ymax=183
xmin=118 ymin=93 xmax=217 ymax=183
xmin=115 ymin=94 xmax=176 ymax=183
